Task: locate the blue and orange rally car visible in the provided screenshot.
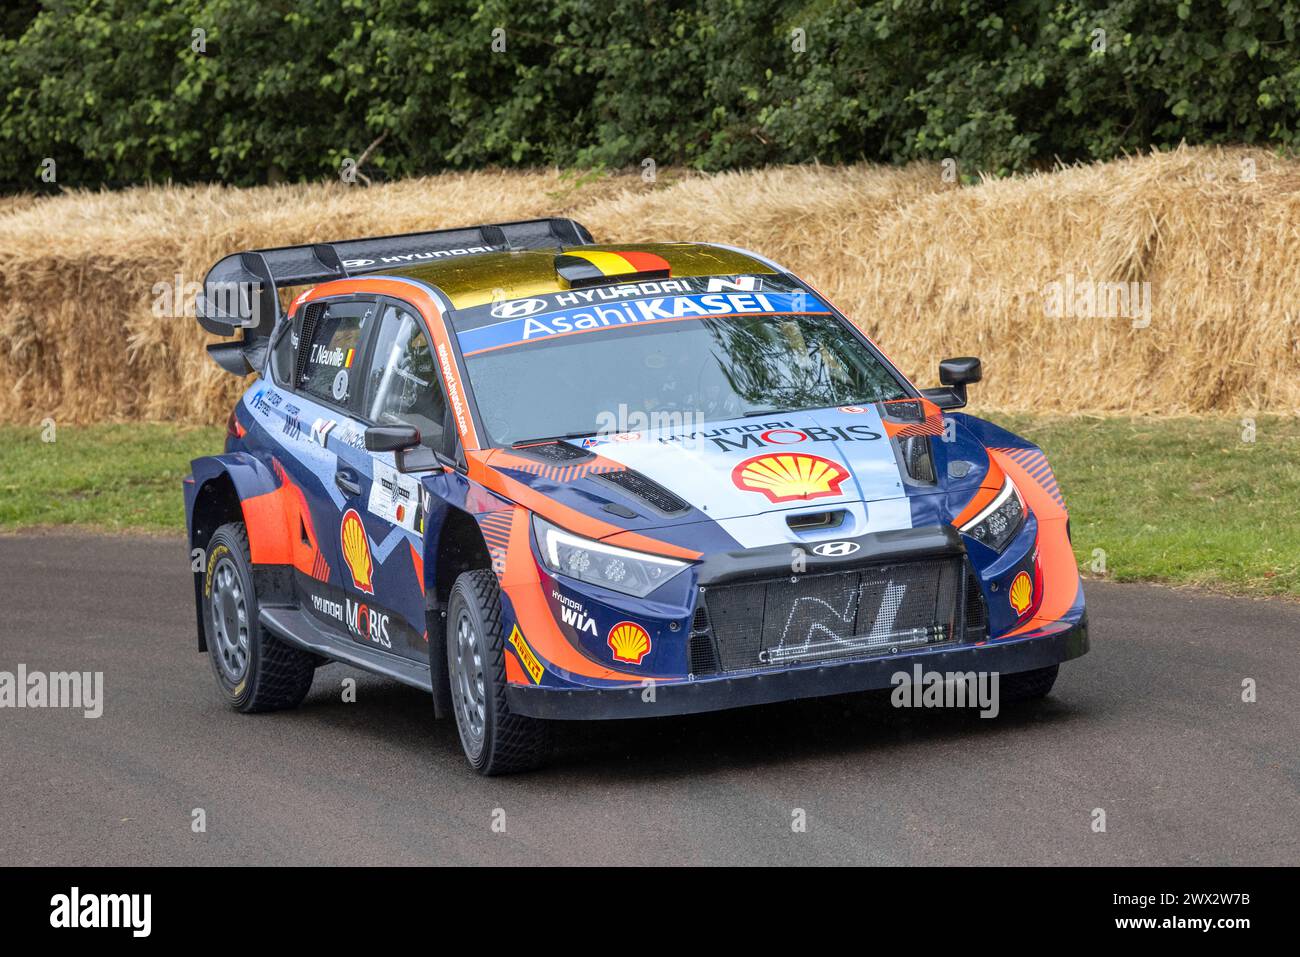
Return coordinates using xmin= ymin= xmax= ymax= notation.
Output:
xmin=186 ymin=218 xmax=1088 ymax=774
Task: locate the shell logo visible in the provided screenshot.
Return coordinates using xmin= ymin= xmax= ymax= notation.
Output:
xmin=607 ymin=621 xmax=652 ymax=665
xmin=1009 ymin=570 xmax=1033 ymax=617
xmin=731 ymin=452 xmax=850 ymax=503
xmin=340 ymin=508 xmax=374 ymax=595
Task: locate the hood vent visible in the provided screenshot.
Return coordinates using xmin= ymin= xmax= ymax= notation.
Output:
xmin=600 ymin=469 xmax=689 ymax=514
xmin=515 ymin=440 xmax=593 ymax=463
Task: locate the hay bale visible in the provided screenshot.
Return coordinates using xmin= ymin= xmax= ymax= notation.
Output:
xmin=1 ymin=146 xmax=1295 ymax=425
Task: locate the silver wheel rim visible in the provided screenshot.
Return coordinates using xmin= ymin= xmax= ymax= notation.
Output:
xmin=210 ymin=557 xmax=250 ymax=684
xmin=451 ymin=609 xmax=486 ymax=752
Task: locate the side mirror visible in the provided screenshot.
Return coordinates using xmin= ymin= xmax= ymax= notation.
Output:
xmin=365 ymin=424 xmax=421 ymax=453
xmin=920 ymin=356 xmax=982 ymax=410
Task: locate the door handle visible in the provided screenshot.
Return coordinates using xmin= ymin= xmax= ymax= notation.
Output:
xmin=334 ymin=467 xmax=362 ymax=497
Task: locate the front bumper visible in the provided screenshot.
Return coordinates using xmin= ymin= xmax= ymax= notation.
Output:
xmin=506 ymin=613 xmax=1088 ymax=720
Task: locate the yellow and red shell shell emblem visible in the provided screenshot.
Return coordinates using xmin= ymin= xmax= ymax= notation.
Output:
xmin=607 ymin=621 xmax=652 ymax=665
xmin=731 ymin=452 xmax=850 ymax=503
xmin=340 ymin=508 xmax=374 ymax=595
xmin=1008 ymin=570 xmax=1034 ymax=617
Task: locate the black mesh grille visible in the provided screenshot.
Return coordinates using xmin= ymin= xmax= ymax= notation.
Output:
xmin=600 ymin=469 xmax=689 ymax=513
xmin=964 ymin=570 xmax=988 ymax=642
xmin=701 ymin=558 xmax=965 ymax=672
xmin=688 ymin=604 xmax=718 ymax=675
xmin=518 ymin=441 xmax=592 ymax=462
xmin=294 ymin=302 xmax=324 ymax=386
xmin=882 ymin=399 xmax=925 ymax=422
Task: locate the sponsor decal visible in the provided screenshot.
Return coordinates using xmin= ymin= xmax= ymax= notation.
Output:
xmin=346 ymin=598 xmax=391 ymax=648
xmin=457 ymin=291 xmax=830 ymax=356
xmin=204 ymin=543 xmax=230 ymax=598
xmin=811 ymin=541 xmax=860 ymax=557
xmin=436 ymin=342 xmax=471 ymax=441
xmin=508 ymin=625 xmax=545 ymax=684
xmin=839 ymin=405 xmax=867 ymax=414
xmin=607 ymin=621 xmax=652 ymax=665
xmin=283 ymin=405 xmax=304 ymax=441
xmin=331 ymin=369 xmax=349 ymax=401
xmin=340 ymin=246 xmax=497 ymax=270
xmin=340 ymin=508 xmax=375 ymax=594
xmin=417 ymin=486 xmax=431 ymax=536
xmin=706 ymin=275 xmax=759 ymax=292
xmin=310 ymin=418 xmax=336 ymax=447
xmin=490 ymin=297 xmax=548 ymax=319
xmin=732 ymin=452 xmax=851 ymax=503
xmin=551 ymin=589 xmax=598 ymax=635
xmin=369 ymin=460 xmax=421 ymax=534
xmin=250 ymin=388 xmax=274 ymax=416
xmin=309 ymin=343 xmax=354 ymax=368
xmin=1009 ymin=570 xmax=1034 ymax=617
xmin=661 ymin=420 xmax=881 ymax=452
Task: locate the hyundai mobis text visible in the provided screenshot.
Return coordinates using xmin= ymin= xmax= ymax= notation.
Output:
xmin=185 ymin=219 xmax=1088 ymax=774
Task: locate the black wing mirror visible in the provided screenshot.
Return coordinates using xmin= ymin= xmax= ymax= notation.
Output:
xmin=920 ymin=356 xmax=982 ymax=409
xmin=365 ymin=424 xmax=421 ymax=453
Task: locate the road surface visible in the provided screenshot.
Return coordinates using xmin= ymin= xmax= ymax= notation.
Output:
xmin=0 ymin=533 xmax=1295 ymax=865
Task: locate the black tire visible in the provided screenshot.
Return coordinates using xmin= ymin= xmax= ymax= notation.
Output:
xmin=446 ymin=569 xmax=550 ymax=775
xmin=202 ymin=522 xmax=315 ymax=713
xmin=1001 ymin=664 xmax=1059 ymax=704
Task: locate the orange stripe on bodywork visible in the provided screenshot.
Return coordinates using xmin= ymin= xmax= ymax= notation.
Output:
xmin=496 ymin=507 xmax=649 ymax=683
xmin=504 ymin=652 xmax=527 ymax=684
xmin=466 ymin=450 xmax=701 ymax=561
xmin=240 ymin=460 xmax=324 ymax=576
xmin=951 ymin=455 xmax=1006 ymax=528
xmin=409 ymin=541 xmax=425 ymax=596
xmin=989 ymin=449 xmax=1077 ymax=638
xmin=301 ymin=278 xmax=481 ymax=450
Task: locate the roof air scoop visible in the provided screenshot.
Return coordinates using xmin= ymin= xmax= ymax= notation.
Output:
xmin=555 ymin=250 xmax=671 ymax=289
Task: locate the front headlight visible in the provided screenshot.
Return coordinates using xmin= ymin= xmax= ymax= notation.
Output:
xmin=959 ymin=475 xmax=1026 ymax=552
xmin=532 ymin=515 xmax=690 ymax=597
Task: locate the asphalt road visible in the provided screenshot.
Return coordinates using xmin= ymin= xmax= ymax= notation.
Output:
xmin=0 ymin=532 xmax=1295 ymax=866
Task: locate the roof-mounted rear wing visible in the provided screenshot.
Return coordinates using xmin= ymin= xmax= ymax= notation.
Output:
xmin=196 ymin=217 xmax=594 ymax=374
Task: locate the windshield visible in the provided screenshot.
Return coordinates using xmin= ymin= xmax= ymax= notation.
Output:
xmin=462 ymin=311 xmax=909 ymax=447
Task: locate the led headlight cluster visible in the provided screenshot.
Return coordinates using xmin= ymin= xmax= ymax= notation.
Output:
xmin=959 ymin=475 xmax=1026 ymax=552
xmin=532 ymin=515 xmax=690 ymax=597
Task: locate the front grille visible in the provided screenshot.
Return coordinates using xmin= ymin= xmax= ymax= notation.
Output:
xmin=697 ymin=558 xmax=969 ymax=673
xmin=600 ymin=469 xmax=689 ymax=513
xmin=964 ymin=569 xmax=988 ymax=642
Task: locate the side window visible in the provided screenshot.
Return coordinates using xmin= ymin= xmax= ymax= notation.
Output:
xmin=363 ymin=304 xmax=451 ymax=454
xmin=299 ymin=301 xmax=375 ymax=406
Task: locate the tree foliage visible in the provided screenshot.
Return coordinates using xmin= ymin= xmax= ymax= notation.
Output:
xmin=2 ymin=0 xmax=1297 ymax=188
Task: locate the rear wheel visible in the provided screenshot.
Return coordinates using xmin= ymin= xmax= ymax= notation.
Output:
xmin=203 ymin=523 xmax=316 ymax=713
xmin=1001 ymin=664 xmax=1059 ymax=704
xmin=446 ymin=569 xmax=550 ymax=775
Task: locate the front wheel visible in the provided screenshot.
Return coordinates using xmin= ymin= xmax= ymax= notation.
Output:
xmin=446 ymin=569 xmax=550 ymax=775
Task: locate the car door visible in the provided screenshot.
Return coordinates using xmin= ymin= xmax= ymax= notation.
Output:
xmin=332 ymin=298 xmax=459 ymax=663
xmin=284 ymin=295 xmax=386 ymax=649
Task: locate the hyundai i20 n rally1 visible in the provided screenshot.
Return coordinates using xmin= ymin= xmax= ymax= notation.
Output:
xmin=185 ymin=219 xmax=1088 ymax=774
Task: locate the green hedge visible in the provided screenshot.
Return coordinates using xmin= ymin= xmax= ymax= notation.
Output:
xmin=3 ymin=0 xmax=1297 ymax=189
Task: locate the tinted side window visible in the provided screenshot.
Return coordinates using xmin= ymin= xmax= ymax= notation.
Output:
xmin=299 ymin=301 xmax=376 ymax=406
xmin=363 ymin=304 xmax=450 ymax=454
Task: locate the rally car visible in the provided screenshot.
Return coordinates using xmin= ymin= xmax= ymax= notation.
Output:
xmin=186 ymin=218 xmax=1088 ymax=774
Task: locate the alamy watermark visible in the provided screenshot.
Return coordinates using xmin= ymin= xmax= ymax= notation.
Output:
xmin=0 ymin=665 xmax=103 ymax=718
xmin=890 ymin=665 xmax=1000 ymax=718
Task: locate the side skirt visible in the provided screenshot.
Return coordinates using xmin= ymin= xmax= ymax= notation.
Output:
xmin=259 ymin=606 xmax=434 ymax=693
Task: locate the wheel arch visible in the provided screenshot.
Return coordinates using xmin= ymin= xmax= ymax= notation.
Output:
xmin=426 ymin=506 xmax=495 ymax=718
xmin=186 ymin=453 xmax=283 ymax=651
